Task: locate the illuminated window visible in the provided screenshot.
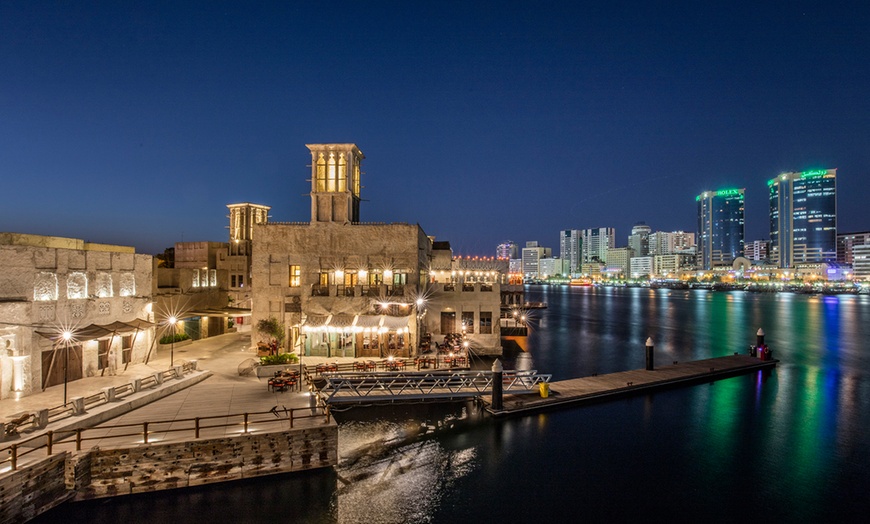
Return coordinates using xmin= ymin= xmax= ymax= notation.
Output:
xmin=34 ymin=272 xmax=59 ymax=301
xmin=67 ymin=272 xmax=88 ymax=299
xmin=327 ymin=152 xmax=336 ymax=192
xmin=290 ymin=265 xmax=301 ymax=287
xmin=96 ymin=273 xmax=113 ymax=298
xmin=316 ymin=153 xmax=326 ymax=192
xmin=462 ymin=312 xmax=474 ymax=334
xmin=344 ymin=271 xmax=358 ymax=287
xmin=120 ymin=273 xmax=136 ymax=297
xmin=338 ymin=153 xmax=347 ymax=192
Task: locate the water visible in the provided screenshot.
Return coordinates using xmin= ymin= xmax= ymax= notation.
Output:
xmin=35 ymin=286 xmax=870 ymax=522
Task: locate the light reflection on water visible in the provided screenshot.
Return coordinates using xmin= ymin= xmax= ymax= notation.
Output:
xmin=33 ymin=286 xmax=870 ymax=522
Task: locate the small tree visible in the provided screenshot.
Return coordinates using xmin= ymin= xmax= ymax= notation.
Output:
xmin=257 ymin=317 xmax=285 ymax=348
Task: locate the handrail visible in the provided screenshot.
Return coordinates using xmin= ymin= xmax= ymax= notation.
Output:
xmin=320 ymin=370 xmax=552 ymax=402
xmin=2 ymin=364 xmax=201 ymax=444
xmin=1 ymin=404 xmax=331 ymax=473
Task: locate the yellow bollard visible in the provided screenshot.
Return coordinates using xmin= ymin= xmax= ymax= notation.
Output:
xmin=539 ymin=382 xmax=549 ymax=398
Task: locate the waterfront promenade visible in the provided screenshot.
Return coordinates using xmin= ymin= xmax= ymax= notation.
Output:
xmin=1 ymin=332 xmax=345 ymax=467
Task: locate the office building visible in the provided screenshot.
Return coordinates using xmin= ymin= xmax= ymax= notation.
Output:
xmin=697 ymin=188 xmax=745 ymax=270
xmin=559 ymin=230 xmax=582 ymax=274
xmin=649 ymin=231 xmax=696 ymax=255
xmin=605 ymin=247 xmax=632 ymax=277
xmin=745 ymin=240 xmax=771 ymax=262
xmin=521 ymin=241 xmax=551 ymax=278
xmin=496 ymin=240 xmax=519 ymax=260
xmin=628 ymin=223 xmax=651 ymax=257
xmin=853 ymin=244 xmax=870 ymax=280
xmin=581 ymin=228 xmax=616 ymax=264
xmin=837 ymin=231 xmax=870 ymax=265
xmin=769 ymin=169 xmax=837 ymax=268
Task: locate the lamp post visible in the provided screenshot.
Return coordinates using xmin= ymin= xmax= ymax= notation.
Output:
xmin=168 ymin=316 xmax=177 ymax=367
xmin=61 ymin=330 xmax=72 ymax=405
xmin=415 ymin=297 xmax=425 ymax=356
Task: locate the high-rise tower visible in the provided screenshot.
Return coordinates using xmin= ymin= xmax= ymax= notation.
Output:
xmin=697 ymin=189 xmax=745 ymax=270
xmin=560 ymin=230 xmax=582 ymax=274
xmin=768 ymin=169 xmax=837 ymax=268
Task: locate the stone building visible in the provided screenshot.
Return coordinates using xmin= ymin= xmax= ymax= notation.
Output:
xmin=0 ymin=233 xmax=153 ymax=399
xmin=251 ymin=143 xmax=504 ymax=358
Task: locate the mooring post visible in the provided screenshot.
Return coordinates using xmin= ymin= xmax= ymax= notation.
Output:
xmin=645 ymin=337 xmax=654 ymax=370
xmin=757 ymin=328 xmax=765 ymax=347
xmin=491 ymin=359 xmax=504 ymax=411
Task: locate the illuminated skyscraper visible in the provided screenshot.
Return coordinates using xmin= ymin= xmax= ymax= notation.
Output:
xmin=559 ymin=230 xmax=582 ymax=274
xmin=627 ymin=223 xmax=651 ymax=257
xmin=581 ymin=228 xmax=616 ymax=264
xmin=697 ymin=188 xmax=745 ymax=270
xmin=768 ymin=169 xmax=837 ymax=268
xmin=496 ymin=240 xmax=519 ymax=260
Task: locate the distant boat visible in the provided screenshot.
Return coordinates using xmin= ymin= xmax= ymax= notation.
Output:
xmin=570 ymin=278 xmax=592 ymax=287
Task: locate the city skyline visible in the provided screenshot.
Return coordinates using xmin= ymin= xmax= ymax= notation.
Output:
xmin=2 ymin=2 xmax=868 ymax=255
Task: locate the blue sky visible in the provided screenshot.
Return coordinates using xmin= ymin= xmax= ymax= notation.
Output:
xmin=2 ymin=1 xmax=868 ymax=255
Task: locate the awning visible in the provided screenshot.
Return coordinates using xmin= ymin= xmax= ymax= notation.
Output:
xmin=35 ymin=318 xmax=155 ymax=342
xmin=355 ymin=315 xmax=382 ymax=328
xmin=301 ymin=315 xmax=329 ymax=327
xmin=382 ymin=315 xmax=412 ymax=331
xmin=183 ymin=307 xmax=252 ymax=318
xmin=330 ymin=314 xmax=356 ymax=328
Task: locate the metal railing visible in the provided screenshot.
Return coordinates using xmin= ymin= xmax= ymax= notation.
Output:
xmin=320 ymin=370 xmax=551 ymax=403
xmin=2 ymin=362 xmax=199 ymax=442
xmin=1 ymin=401 xmax=331 ymax=473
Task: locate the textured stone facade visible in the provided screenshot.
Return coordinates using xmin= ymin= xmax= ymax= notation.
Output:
xmin=0 ymin=233 xmax=154 ymax=399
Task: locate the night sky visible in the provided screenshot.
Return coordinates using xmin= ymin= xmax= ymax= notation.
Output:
xmin=2 ymin=2 xmax=869 ymax=256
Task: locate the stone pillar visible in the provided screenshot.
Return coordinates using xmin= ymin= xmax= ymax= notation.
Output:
xmin=645 ymin=337 xmax=654 ymax=371
xmin=132 ymin=378 xmax=142 ymax=392
xmin=71 ymin=397 xmax=86 ymax=415
xmin=102 ymin=387 xmax=116 ymax=402
xmin=35 ymin=409 xmax=49 ymax=429
xmin=153 ymin=372 xmax=164 ymax=385
xmin=173 ymin=365 xmax=184 ymax=379
xmin=491 ymin=359 xmax=503 ymax=411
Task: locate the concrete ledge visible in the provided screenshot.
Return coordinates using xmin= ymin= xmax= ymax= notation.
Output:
xmin=19 ymin=370 xmax=213 ymax=439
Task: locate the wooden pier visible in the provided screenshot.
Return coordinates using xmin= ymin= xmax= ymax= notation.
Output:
xmin=485 ymin=354 xmax=777 ymax=417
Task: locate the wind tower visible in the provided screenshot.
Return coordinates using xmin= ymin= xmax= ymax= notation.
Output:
xmin=307 ymin=143 xmax=364 ymax=224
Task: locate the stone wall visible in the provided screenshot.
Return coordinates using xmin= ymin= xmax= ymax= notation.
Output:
xmin=69 ymin=425 xmax=338 ymax=500
xmin=0 ymin=453 xmax=71 ymax=524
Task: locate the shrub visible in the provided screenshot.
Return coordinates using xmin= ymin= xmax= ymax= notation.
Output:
xmin=159 ymin=332 xmax=190 ymax=344
xmin=260 ymin=353 xmax=299 ymax=366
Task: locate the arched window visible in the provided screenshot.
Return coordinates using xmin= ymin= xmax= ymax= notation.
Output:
xmin=327 ymin=153 xmax=337 ymax=192
xmin=316 ymin=153 xmax=327 ymax=192
xmin=338 ymin=153 xmax=347 ymax=192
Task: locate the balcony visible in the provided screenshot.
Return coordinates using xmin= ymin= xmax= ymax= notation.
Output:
xmin=311 ymin=285 xmax=329 ymax=297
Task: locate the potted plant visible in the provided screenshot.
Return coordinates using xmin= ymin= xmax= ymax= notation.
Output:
xmin=256 ymin=317 xmax=285 ymax=356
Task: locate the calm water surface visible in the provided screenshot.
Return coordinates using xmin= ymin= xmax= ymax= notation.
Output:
xmin=36 ymin=286 xmax=870 ymax=523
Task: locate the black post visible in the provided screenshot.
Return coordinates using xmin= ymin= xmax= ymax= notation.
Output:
xmin=645 ymin=337 xmax=654 ymax=371
xmin=491 ymin=359 xmax=503 ymax=411
xmin=756 ymin=328 xmax=765 ymax=347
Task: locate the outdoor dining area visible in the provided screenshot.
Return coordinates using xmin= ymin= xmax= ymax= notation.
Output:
xmin=267 ymin=369 xmax=300 ymax=392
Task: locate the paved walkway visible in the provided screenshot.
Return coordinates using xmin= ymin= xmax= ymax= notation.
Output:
xmin=1 ymin=333 xmax=343 ymax=457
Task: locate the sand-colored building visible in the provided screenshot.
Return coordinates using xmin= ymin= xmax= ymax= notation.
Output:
xmin=0 ymin=233 xmax=154 ymax=399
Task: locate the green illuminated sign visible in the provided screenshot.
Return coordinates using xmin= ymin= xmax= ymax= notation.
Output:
xmin=695 ymin=195 xmax=701 ymax=201
xmin=716 ymin=189 xmax=742 ymax=197
xmin=802 ymin=169 xmax=828 ymax=177
xmin=767 ymin=179 xmax=776 ymax=186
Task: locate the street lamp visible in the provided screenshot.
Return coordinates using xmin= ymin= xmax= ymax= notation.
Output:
xmin=168 ymin=316 xmax=177 ymax=367
xmin=415 ymin=297 xmax=425 ymax=355
xmin=61 ymin=330 xmax=72 ymax=405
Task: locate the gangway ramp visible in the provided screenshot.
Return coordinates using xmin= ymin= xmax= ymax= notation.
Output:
xmin=320 ymin=370 xmax=552 ymax=405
